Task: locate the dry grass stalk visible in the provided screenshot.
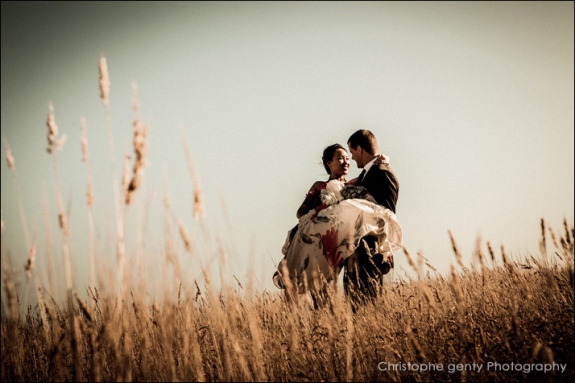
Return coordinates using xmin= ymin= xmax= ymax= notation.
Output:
xmin=80 ymin=118 xmax=88 ymax=162
xmin=424 ymin=259 xmax=439 ymax=275
xmin=564 ymin=217 xmax=574 ymax=245
xmin=80 ymin=118 xmax=96 ymax=287
xmin=122 ymin=154 xmax=131 ymax=198
xmin=402 ymin=246 xmax=419 ymax=275
xmin=80 ymin=118 xmax=94 ymax=207
xmin=416 ymin=251 xmax=425 ymax=275
xmin=160 ymin=183 xmax=185 ymax=289
xmin=419 ymin=283 xmax=437 ymax=311
xmin=194 ymin=279 xmax=203 ymax=302
xmin=501 ymin=244 xmax=514 ymax=274
xmin=486 ymin=240 xmax=496 ymax=262
xmin=4 ymin=140 xmax=15 ymax=172
xmin=46 ymin=103 xmax=58 ymax=154
xmin=541 ymin=346 xmax=555 ymax=365
xmin=88 ymin=286 xmax=101 ymax=316
xmin=562 ymin=217 xmax=574 ymax=257
xmin=24 ymin=243 xmax=36 ymax=279
xmin=165 ymin=234 xmax=183 ymax=290
xmin=540 ymin=218 xmax=547 ymax=256
xmin=194 ymin=188 xmax=205 ymax=220
xmin=2 ymin=258 xmax=18 ymax=321
xmin=46 ymin=103 xmax=67 ymax=153
xmin=125 ymin=84 xmax=148 ymax=205
xmin=56 ymin=135 xmax=67 ymax=151
xmin=74 ymin=291 xmax=94 ymax=322
xmin=406 ymin=326 xmax=426 ymax=362
xmin=181 ymin=127 xmax=205 ymax=219
xmin=448 ymin=230 xmax=464 ymax=268
xmin=58 ymin=213 xmax=69 ymax=236
xmin=163 ymin=176 xmax=171 ymax=209
xmin=41 ymin=190 xmax=57 ymax=295
xmin=33 ymin=278 xmax=50 ymax=334
xmin=131 ymin=81 xmax=140 ymax=112
xmin=548 ymin=226 xmax=560 ymax=250
xmin=510 ymin=297 xmax=521 ymax=337
xmin=98 ymin=56 xmax=110 ymax=107
xmin=178 ymin=220 xmax=193 ymax=252
xmin=97 ymin=58 xmax=126 ymax=289
xmin=450 ymin=264 xmax=465 ymax=312
xmin=3 ymin=139 xmax=32 ymax=249
xmin=45 ymin=103 xmax=74 ymax=297
xmin=474 ymin=237 xmax=487 ymax=285
xmin=530 ymin=341 xmax=543 ymax=362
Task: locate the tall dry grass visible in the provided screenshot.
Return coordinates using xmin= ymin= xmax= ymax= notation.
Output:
xmin=1 ymin=58 xmax=574 ymax=382
xmin=1 ymin=234 xmax=573 ymax=382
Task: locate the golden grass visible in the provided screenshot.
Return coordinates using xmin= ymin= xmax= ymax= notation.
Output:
xmin=1 ymin=247 xmax=573 ymax=382
xmin=1 ymin=57 xmax=573 ymax=382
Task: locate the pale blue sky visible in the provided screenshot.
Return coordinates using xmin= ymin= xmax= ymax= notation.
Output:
xmin=2 ymin=2 xmax=573 ymax=305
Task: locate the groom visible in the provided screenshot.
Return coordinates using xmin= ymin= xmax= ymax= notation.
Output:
xmin=344 ymin=129 xmax=399 ymax=299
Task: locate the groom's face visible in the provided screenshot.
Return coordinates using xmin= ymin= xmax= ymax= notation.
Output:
xmin=348 ymin=144 xmax=364 ymax=168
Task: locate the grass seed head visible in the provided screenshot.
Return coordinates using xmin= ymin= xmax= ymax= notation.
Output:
xmin=46 ymin=103 xmax=58 ymax=154
xmin=99 ymin=56 xmax=110 ymax=107
xmin=4 ymin=143 xmax=15 ymax=172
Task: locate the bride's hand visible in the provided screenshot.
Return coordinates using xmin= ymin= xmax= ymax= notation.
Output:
xmin=374 ymin=153 xmax=390 ymax=165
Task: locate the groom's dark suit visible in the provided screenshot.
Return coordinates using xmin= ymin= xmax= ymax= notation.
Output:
xmin=356 ymin=163 xmax=399 ymax=213
xmin=344 ymin=161 xmax=399 ymax=303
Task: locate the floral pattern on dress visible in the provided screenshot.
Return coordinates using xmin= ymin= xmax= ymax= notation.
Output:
xmin=321 ymin=228 xmax=343 ymax=269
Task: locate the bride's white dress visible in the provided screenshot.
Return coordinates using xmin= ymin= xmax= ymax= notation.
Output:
xmin=273 ymin=180 xmax=402 ymax=294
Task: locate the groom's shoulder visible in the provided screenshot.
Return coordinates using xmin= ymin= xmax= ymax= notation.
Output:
xmin=375 ymin=163 xmax=397 ymax=176
xmin=373 ymin=164 xmax=399 ymax=184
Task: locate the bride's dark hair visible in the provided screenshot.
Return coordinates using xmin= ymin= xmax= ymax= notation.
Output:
xmin=322 ymin=144 xmax=346 ymax=174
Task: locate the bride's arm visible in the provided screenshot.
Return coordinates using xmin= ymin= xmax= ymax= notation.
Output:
xmin=374 ymin=153 xmax=390 ymax=165
xmin=296 ymin=181 xmax=324 ymax=219
xmin=296 ymin=201 xmax=310 ymax=220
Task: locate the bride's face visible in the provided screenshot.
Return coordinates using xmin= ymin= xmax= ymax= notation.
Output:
xmin=328 ymin=148 xmax=350 ymax=178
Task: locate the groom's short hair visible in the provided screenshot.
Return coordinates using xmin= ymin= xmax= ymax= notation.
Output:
xmin=348 ymin=129 xmax=378 ymax=155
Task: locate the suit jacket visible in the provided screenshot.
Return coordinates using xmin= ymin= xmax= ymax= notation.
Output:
xmin=357 ymin=163 xmax=399 ymax=213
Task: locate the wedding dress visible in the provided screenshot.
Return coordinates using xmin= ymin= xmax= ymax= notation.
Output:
xmin=273 ymin=179 xmax=402 ymax=294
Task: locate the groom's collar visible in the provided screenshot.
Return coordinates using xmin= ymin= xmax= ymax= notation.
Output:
xmin=362 ymin=156 xmax=378 ymax=179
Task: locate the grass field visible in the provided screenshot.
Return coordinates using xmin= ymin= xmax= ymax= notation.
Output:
xmin=1 ymin=235 xmax=573 ymax=382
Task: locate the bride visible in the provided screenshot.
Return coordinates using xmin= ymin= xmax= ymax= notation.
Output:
xmin=273 ymin=144 xmax=402 ymax=304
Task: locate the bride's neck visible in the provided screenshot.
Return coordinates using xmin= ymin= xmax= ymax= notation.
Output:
xmin=329 ymin=175 xmax=346 ymax=182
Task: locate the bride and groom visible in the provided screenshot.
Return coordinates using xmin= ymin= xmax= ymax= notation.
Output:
xmin=273 ymin=129 xmax=402 ymax=304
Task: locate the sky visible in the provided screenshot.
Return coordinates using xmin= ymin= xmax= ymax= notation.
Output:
xmin=1 ymin=1 xmax=574 ymax=306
